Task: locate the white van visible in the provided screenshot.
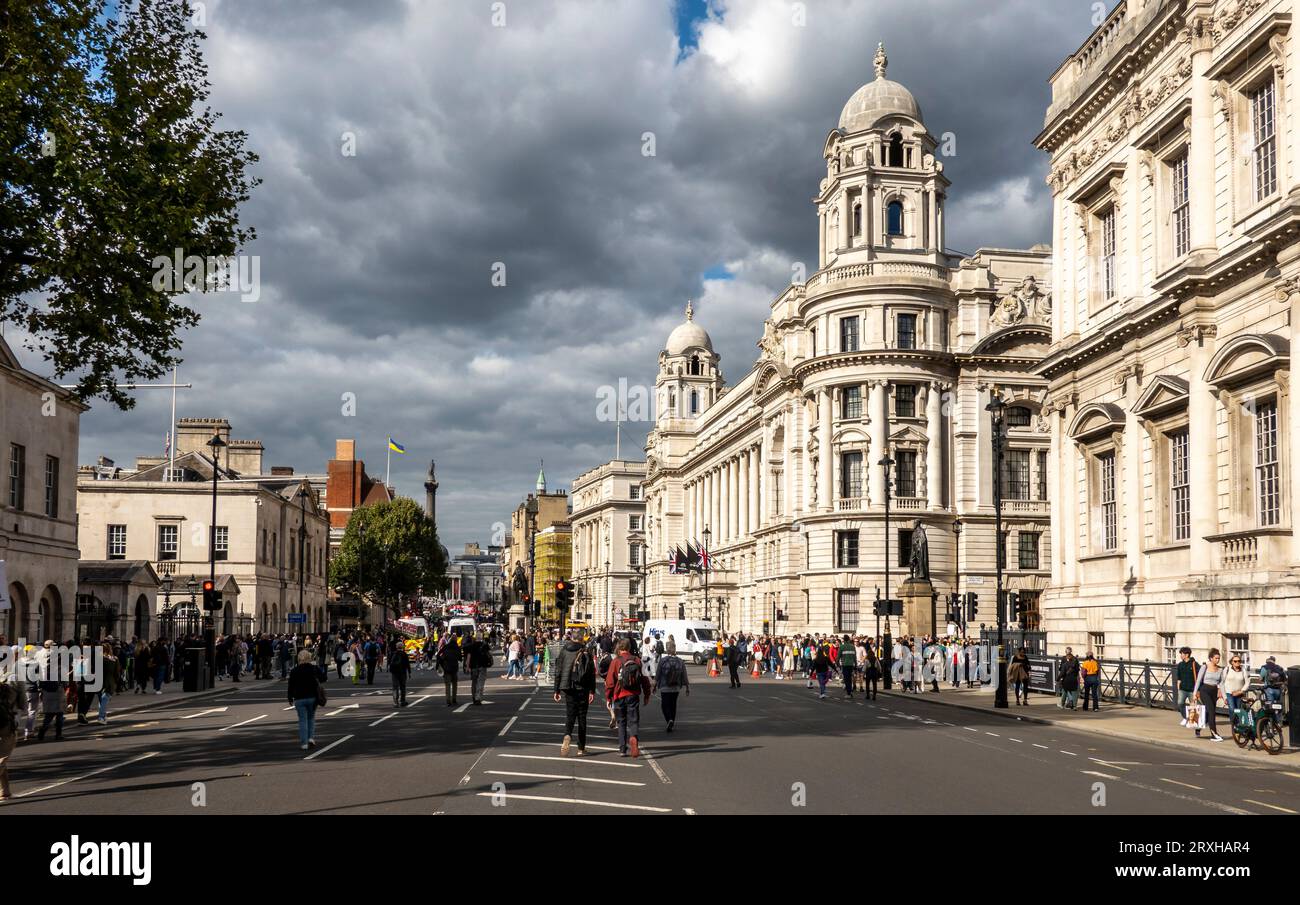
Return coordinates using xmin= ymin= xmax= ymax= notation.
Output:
xmin=446 ymin=617 xmax=477 ymax=641
xmin=644 ymin=620 xmax=720 ymax=665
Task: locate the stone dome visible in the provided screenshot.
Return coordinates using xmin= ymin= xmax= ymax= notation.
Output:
xmin=839 ymin=43 xmax=922 ymax=133
xmin=665 ymin=301 xmax=713 ymax=355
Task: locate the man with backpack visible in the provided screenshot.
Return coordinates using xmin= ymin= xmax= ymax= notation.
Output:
xmin=838 ymin=634 xmax=857 ymax=698
xmin=605 ymin=638 xmax=651 ymax=757
xmin=464 ymin=633 xmax=493 ymax=705
xmin=436 ymin=637 xmax=461 ymax=706
xmin=653 ymin=639 xmax=690 ymax=731
xmin=363 ymin=636 xmax=380 ymax=685
xmin=389 ymin=637 xmax=411 ymax=707
xmin=553 ymin=628 xmax=596 ymax=756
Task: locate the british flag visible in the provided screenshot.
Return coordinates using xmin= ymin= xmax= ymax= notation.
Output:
xmin=697 ymin=542 xmax=711 ymax=573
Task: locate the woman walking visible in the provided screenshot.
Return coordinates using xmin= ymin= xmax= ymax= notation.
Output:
xmin=1194 ymin=648 xmax=1226 ymax=741
xmin=287 ymin=649 xmax=322 ymax=751
xmin=811 ymin=646 xmax=832 ymax=699
xmin=1223 ymin=652 xmax=1249 ymax=718
xmin=134 ymin=640 xmax=151 ymax=694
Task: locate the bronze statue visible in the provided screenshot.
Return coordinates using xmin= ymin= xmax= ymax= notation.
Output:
xmin=908 ymin=520 xmax=929 ymax=580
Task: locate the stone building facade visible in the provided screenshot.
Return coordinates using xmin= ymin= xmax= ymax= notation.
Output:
xmin=570 ymin=458 xmax=648 ymax=627
xmin=1037 ymin=0 xmax=1300 ymax=664
xmin=641 ymin=47 xmax=1053 ymax=636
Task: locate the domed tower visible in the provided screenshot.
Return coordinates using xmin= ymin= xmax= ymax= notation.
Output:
xmin=819 ymin=43 xmax=949 ymax=269
xmin=656 ymin=301 xmax=723 ymax=425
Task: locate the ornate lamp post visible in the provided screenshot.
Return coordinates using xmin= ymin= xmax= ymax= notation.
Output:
xmin=878 ymin=450 xmax=894 ymax=690
xmin=952 ymin=518 xmax=964 ymax=637
xmin=701 ymin=526 xmax=711 ymax=622
xmin=986 ymin=391 xmax=1010 ymax=709
xmin=205 ymin=433 xmax=226 ymax=684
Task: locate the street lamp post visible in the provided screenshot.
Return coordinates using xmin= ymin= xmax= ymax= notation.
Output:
xmin=987 ymin=391 xmax=1010 ymax=709
xmin=878 ymin=451 xmax=894 ymax=690
xmin=604 ymin=558 xmax=611 ymax=629
xmin=701 ymin=526 xmax=711 ymax=622
xmin=526 ymin=497 xmax=539 ymax=633
xmin=205 ymin=433 xmax=226 ymax=686
xmin=952 ymin=518 xmax=964 ymax=638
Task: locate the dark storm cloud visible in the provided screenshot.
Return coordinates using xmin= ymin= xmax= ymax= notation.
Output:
xmin=72 ymin=0 xmax=1096 ymax=552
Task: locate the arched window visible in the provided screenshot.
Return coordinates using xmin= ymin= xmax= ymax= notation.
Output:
xmin=888 ymin=133 xmax=904 ymax=167
xmin=668 ymin=388 xmax=677 ymax=414
xmin=887 ymin=201 xmax=904 ymax=236
xmin=689 ymin=355 xmax=701 ymax=376
xmin=852 ymin=204 xmax=862 ymax=237
xmin=690 ymin=390 xmax=699 ymax=415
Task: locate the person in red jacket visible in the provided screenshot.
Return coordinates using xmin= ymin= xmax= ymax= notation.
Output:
xmin=605 ymin=639 xmax=652 ymax=757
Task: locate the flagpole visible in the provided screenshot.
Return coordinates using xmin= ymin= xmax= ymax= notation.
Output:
xmin=168 ymin=365 xmax=177 ymax=480
xmin=385 ymin=442 xmax=391 ymax=489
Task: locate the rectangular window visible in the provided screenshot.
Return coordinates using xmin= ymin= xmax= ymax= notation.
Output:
xmin=1037 ymin=449 xmax=1048 ymax=500
xmin=1252 ymin=79 xmax=1278 ymax=202
xmin=43 ymin=455 xmax=58 ymax=518
xmin=1171 ymin=153 xmax=1190 ymax=258
xmin=107 ymin=525 xmax=127 ymax=560
xmin=629 ymin=484 xmax=641 ymax=500
xmin=1100 ymin=207 xmax=1116 ymax=300
xmin=1088 ymin=632 xmax=1106 ymax=659
xmin=157 ymin=524 xmax=179 ymax=561
xmin=998 ymin=530 xmax=1008 ymax=570
xmin=1224 ymin=634 xmax=1251 ymax=672
xmin=1018 ymin=532 xmax=1040 ymax=570
xmin=772 ymin=472 xmax=783 ymax=516
xmin=1170 ymin=429 xmax=1190 ymax=541
xmin=898 ymin=529 xmax=913 ymax=568
xmin=836 ymin=589 xmax=860 ymax=633
xmin=1003 ymin=449 xmax=1030 ymax=501
xmin=841 ymin=385 xmax=862 ymax=420
xmin=896 ymin=313 xmax=917 ymax=350
xmin=1159 ymin=633 xmax=1177 ymax=665
xmin=895 ymin=384 xmax=916 ymax=418
xmin=840 ymin=316 xmax=859 ymax=353
xmin=8 ymin=444 xmax=24 ymax=510
xmin=214 ymin=525 xmax=229 ymax=562
xmin=840 ymin=452 xmax=863 ymax=499
xmin=629 ymin=515 xmax=642 ymax=531
xmin=629 ymin=578 xmax=640 ymax=599
xmin=629 ymin=544 xmax=641 ymax=567
xmin=895 ymin=450 xmax=917 ymax=497
xmin=1256 ymin=400 xmax=1280 ymax=526
xmin=1099 ymin=452 xmax=1117 ymax=550
xmin=1006 ymin=406 xmax=1031 ymax=428
xmin=835 ymin=530 xmax=859 ymax=568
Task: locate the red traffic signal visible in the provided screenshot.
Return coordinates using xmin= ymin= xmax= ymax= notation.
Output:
xmin=201 ymin=579 xmax=220 ymax=611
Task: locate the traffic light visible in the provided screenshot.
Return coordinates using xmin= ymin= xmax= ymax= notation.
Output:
xmin=1008 ymin=591 xmax=1021 ymax=620
xmin=201 ymin=579 xmax=220 ymax=611
xmin=521 ymin=593 xmax=532 ymax=615
xmin=554 ymin=579 xmax=573 ymax=612
xmin=964 ymin=591 xmax=978 ymax=620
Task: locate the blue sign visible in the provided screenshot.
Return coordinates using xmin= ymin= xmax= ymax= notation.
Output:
xmin=287 ymin=612 xmax=307 ymax=624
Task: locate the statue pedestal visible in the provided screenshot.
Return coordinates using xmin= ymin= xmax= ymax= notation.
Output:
xmin=898 ymin=577 xmax=935 ymax=638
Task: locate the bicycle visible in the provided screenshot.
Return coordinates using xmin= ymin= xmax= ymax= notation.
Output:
xmin=1230 ymin=693 xmax=1287 ymax=755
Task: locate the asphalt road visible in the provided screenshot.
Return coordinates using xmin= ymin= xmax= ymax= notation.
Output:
xmin=4 ymin=664 xmax=1298 ymax=815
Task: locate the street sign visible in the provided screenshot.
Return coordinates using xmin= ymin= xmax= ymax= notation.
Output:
xmin=968 ymin=576 xmax=985 ymax=584
xmin=287 ymin=612 xmax=307 ymax=624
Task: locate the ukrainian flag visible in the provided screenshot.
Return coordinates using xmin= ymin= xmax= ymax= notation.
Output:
xmin=388 ymin=438 xmax=406 ymax=454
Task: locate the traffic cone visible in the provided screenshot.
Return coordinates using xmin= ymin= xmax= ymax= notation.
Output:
xmin=751 ymin=660 xmax=761 ymax=678
xmin=708 ymin=658 xmax=720 ymax=678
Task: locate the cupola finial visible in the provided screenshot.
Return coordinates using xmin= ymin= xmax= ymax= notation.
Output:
xmin=685 ymin=299 xmax=694 ymax=321
xmin=874 ymin=42 xmax=888 ymax=79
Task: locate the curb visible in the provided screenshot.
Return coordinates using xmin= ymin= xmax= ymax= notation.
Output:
xmin=877 ymin=688 xmax=1299 ymax=768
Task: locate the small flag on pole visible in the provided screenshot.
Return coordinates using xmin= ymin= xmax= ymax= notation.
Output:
xmin=388 ymin=438 xmax=406 ymax=454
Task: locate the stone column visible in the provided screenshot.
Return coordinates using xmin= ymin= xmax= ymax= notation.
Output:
xmin=738 ymin=451 xmax=750 ymax=538
xmin=868 ymin=380 xmax=887 ymax=505
xmin=818 ymin=387 xmax=834 ymax=511
xmin=783 ymin=407 xmax=795 ymax=519
xmin=1188 ymin=15 xmax=1216 ymax=255
xmin=1062 ymin=403 xmax=1080 ymax=588
xmin=926 ymin=380 xmax=943 ymax=509
xmin=1048 ymin=406 xmax=1063 ymax=587
xmin=750 ymin=446 xmax=761 ymax=532
xmin=1186 ymin=328 xmax=1218 ymax=571
xmin=839 ymin=191 xmax=850 ymax=252
xmin=1123 ymin=374 xmax=1144 ymax=582
xmin=727 ymin=458 xmax=738 ymax=542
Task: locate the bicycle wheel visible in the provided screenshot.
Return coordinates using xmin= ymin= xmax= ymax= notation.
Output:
xmin=1231 ymin=717 xmax=1251 ymax=748
xmin=1258 ymin=716 xmax=1285 ymax=755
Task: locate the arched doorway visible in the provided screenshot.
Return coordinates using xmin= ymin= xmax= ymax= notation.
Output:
xmin=134 ymin=594 xmax=149 ymax=640
xmin=41 ymin=585 xmax=64 ymax=642
xmin=222 ymin=602 xmax=233 ymax=636
xmin=4 ymin=582 xmax=27 ymax=643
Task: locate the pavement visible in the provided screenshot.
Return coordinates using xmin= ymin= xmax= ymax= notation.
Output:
xmin=7 ymin=660 xmax=1300 ymax=815
xmin=874 ymin=679 xmax=1300 ymax=766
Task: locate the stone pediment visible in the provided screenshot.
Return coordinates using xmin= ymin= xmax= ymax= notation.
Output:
xmin=1068 ymin=401 xmax=1125 ymax=443
xmin=1205 ymin=333 xmax=1289 ymax=391
xmin=833 ymin=425 xmax=870 ymax=445
xmin=888 ymin=425 xmax=928 ymax=446
xmin=752 ymin=359 xmax=793 ymax=401
xmin=969 ymin=323 xmax=1051 ymax=357
xmin=1132 ymin=374 xmax=1189 ymax=420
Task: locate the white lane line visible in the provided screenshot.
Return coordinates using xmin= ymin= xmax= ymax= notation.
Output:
xmin=518 ymin=698 xmax=531 ymax=711
xmin=1160 ymin=777 xmax=1204 ymax=791
xmin=304 ymin=734 xmax=354 ymax=760
xmin=505 ymin=740 xmax=620 ymax=752
xmin=641 ymin=748 xmax=671 ymax=784
xmin=219 ymin=714 xmax=267 ymax=732
xmin=454 ymin=702 xmax=471 ymax=713
xmin=683 ymin=807 xmax=697 ymax=815
xmin=181 ymin=706 xmax=229 ymax=720
xmin=1081 ymin=770 xmax=1120 ymax=780
xmin=410 ymin=694 xmax=433 ymax=706
xmin=282 ymin=705 xmax=295 ymax=711
xmin=1059 ymin=750 xmax=1078 ymax=756
xmin=985 ymin=732 xmax=1000 ymax=737
xmin=475 ymin=792 xmax=671 ymax=812
xmin=875 ymin=716 xmax=890 ymax=720
xmin=1243 ymin=799 xmax=1297 ymax=814
xmin=1089 ymin=758 xmax=1129 ymax=771
xmin=497 ymin=753 xmax=642 ymax=768
xmin=369 ymin=713 xmax=397 ymax=728
xmin=517 ymin=720 xmax=565 ymax=726
xmin=1032 ymin=743 xmax=1049 ymax=749
xmin=1008 ymin=738 xmax=1023 ymax=743
xmin=484 ymin=770 xmax=645 ymax=787
xmin=739 ymin=697 xmax=754 ymax=702
xmin=499 ymin=716 xmax=518 ymax=737
xmin=963 ymin=727 xmax=977 ymax=732
xmin=14 ymin=751 xmax=160 ymax=799
xmin=1164 ymin=762 xmax=1200 ymax=766
xmin=324 ymin=704 xmax=359 ymax=716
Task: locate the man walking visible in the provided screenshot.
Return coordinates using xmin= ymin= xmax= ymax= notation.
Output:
xmin=605 ymin=639 xmax=651 ymax=757
xmin=553 ymin=628 xmax=595 ymax=756
xmin=389 ymin=638 xmax=411 ymax=707
xmin=838 ymin=634 xmax=856 ymax=698
xmin=1080 ymin=650 xmax=1101 ymax=711
xmin=465 ymin=633 xmax=492 ymax=705
xmin=725 ymin=636 xmax=743 ymax=688
xmin=437 ymin=637 xmax=461 ymax=706
xmin=363 ymin=636 xmax=380 ymax=685
xmin=654 ymin=639 xmax=690 ymax=731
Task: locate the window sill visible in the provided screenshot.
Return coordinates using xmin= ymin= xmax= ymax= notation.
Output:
xmin=1077 ymin=551 xmax=1124 ymax=563
xmin=1143 ymin=541 xmax=1190 ymax=555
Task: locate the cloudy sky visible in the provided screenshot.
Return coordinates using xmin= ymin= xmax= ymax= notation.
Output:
xmin=66 ymin=0 xmax=1103 ymax=551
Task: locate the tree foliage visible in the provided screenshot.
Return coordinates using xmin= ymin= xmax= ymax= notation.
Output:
xmin=329 ymin=498 xmax=448 ymax=623
xmin=0 ymin=0 xmax=260 ymax=407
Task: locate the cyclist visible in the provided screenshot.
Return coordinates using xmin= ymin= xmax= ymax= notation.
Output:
xmin=1260 ymin=656 xmax=1287 ymax=705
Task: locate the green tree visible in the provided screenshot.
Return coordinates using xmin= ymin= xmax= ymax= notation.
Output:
xmin=0 ymin=0 xmax=260 ymax=408
xmin=329 ymin=498 xmax=448 ymax=625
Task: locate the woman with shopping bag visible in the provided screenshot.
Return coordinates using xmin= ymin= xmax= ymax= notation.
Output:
xmin=1191 ymin=648 xmax=1226 ymax=741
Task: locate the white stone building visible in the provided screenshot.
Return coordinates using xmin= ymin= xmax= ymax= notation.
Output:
xmin=570 ymin=459 xmax=649 ymax=627
xmin=641 ymin=47 xmax=1053 ymax=637
xmin=1037 ymin=0 xmax=1300 ymax=663
xmin=0 ymin=337 xmax=85 ymax=644
xmin=77 ymin=418 xmax=330 ymax=636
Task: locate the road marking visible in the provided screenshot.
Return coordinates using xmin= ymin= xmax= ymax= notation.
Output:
xmin=1282 ymin=771 xmax=1300 ymax=780
xmin=963 ymin=727 xmax=977 ymax=732
xmin=220 ymin=714 xmax=267 ymax=732
xmin=1243 ymin=799 xmax=1297 ymax=814
xmin=282 ymin=705 xmax=295 ymax=711
xmin=497 ymin=753 xmax=641 ymax=768
xmin=505 ymin=740 xmax=620 ymax=752
xmin=305 ymin=734 xmax=354 ymax=760
xmin=1008 ymin=738 xmax=1023 ymax=743
xmin=641 ymin=748 xmax=671 ymax=784
xmin=325 ymin=704 xmax=360 ymax=716
xmin=499 ymin=716 xmax=518 ymax=736
xmin=1159 ymin=777 xmax=1204 ymax=790
xmin=181 ymin=706 xmax=229 ymax=720
xmin=876 ymin=716 xmax=889 ymax=720
xmin=740 ymin=696 xmax=754 ymax=702
xmin=518 ymin=698 xmax=531 ymax=711
xmin=475 ymin=792 xmax=671 ymax=812
xmin=14 ymin=751 xmax=160 ymax=798
xmin=1059 ymin=750 xmax=1078 ymax=756
xmin=410 ymin=695 xmax=433 ymax=706
xmin=484 ymin=770 xmax=645 ymax=787
xmin=1164 ymin=762 xmax=1200 ymax=766
xmin=1089 ymin=758 xmax=1129 ymax=771
xmin=683 ymin=808 xmax=697 ymax=815
xmin=985 ymin=732 xmax=1000 ymax=737
xmin=517 ymin=720 xmax=565 ymax=727
xmin=454 ymin=702 xmax=471 ymax=713
xmin=1032 ymin=744 xmax=1049 ymax=749
xmin=1081 ymin=770 xmax=1120 ymax=780
xmin=369 ymin=713 xmax=397 ymax=727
